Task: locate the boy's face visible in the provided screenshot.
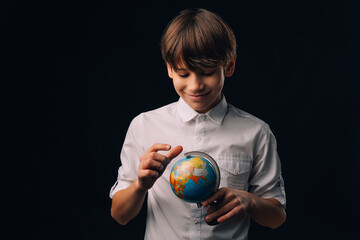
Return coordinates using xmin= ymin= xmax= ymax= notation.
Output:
xmin=167 ymin=55 xmax=236 ymax=113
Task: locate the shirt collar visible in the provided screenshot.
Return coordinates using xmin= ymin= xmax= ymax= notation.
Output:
xmin=207 ymin=95 xmax=228 ymax=124
xmin=177 ymin=95 xmax=228 ymax=125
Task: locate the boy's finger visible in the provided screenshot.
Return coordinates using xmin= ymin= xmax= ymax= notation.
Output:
xmin=202 ymin=188 xmax=225 ymax=207
xmin=165 ymin=145 xmax=183 ymax=161
xmin=146 ymin=143 xmax=171 ymax=153
xmin=216 ymin=205 xmax=243 ymax=224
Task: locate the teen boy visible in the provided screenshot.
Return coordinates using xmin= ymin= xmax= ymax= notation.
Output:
xmin=110 ymin=8 xmax=286 ymax=239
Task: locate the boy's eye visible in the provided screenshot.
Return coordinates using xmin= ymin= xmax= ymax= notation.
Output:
xmin=179 ymin=73 xmax=189 ymax=78
xmin=201 ymin=70 xmax=215 ymax=76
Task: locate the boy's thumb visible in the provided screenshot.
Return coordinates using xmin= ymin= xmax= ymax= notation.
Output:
xmin=166 ymin=145 xmax=183 ymax=162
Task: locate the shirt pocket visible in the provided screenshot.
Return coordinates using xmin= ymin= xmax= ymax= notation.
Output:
xmin=217 ymin=154 xmax=252 ymax=190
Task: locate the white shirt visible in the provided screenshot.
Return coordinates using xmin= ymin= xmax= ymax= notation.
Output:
xmin=110 ymin=96 xmax=286 ymax=240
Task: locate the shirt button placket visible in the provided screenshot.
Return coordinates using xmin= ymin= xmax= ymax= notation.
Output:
xmin=190 ymin=115 xmax=206 ymax=240
xmin=190 ymin=204 xmax=201 ymax=240
xmin=194 ymin=115 xmax=205 ymax=152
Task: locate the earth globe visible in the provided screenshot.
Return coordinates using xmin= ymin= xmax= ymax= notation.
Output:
xmin=170 ymin=151 xmax=220 ymax=207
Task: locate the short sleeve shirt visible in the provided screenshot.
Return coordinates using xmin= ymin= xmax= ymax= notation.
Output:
xmin=110 ymin=96 xmax=286 ymax=240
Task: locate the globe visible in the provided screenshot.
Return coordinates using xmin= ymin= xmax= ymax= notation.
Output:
xmin=170 ymin=151 xmax=220 ymax=204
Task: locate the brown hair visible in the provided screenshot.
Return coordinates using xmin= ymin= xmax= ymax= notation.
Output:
xmin=160 ymin=8 xmax=237 ymax=70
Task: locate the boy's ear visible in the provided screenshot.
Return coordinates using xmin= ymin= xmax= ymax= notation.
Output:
xmin=224 ymin=54 xmax=237 ymax=77
xmin=167 ymin=63 xmax=174 ymax=79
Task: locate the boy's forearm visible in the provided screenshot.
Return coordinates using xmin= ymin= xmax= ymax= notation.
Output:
xmin=247 ymin=193 xmax=286 ymax=229
xmin=111 ymin=180 xmax=147 ymax=225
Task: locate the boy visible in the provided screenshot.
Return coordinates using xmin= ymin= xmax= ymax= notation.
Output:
xmin=110 ymin=8 xmax=286 ymax=239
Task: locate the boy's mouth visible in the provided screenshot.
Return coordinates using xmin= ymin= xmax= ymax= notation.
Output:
xmin=187 ymin=92 xmax=210 ymax=101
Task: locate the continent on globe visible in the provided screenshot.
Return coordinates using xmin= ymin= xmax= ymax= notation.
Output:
xmin=170 ymin=152 xmax=220 ymax=204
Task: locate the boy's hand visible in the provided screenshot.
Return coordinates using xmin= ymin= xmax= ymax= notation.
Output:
xmin=138 ymin=144 xmax=183 ymax=190
xmin=202 ymin=187 xmax=254 ymax=224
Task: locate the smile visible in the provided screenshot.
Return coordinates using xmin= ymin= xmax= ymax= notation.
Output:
xmin=186 ymin=92 xmax=210 ymax=101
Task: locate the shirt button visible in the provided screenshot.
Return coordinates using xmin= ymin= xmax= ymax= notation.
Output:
xmin=197 ymin=136 xmax=202 ymax=141
xmin=199 ymin=115 xmax=205 ymax=120
xmin=192 ymin=218 xmax=198 ymax=224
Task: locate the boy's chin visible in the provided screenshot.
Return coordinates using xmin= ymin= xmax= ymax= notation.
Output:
xmin=191 ymin=103 xmax=212 ymax=113
xmin=187 ymin=98 xmax=220 ymax=113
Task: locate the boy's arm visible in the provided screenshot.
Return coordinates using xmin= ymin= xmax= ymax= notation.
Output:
xmin=202 ymin=188 xmax=286 ymax=229
xmin=111 ymin=180 xmax=147 ymax=225
xmin=246 ymin=193 xmax=286 ymax=228
xmin=111 ymin=144 xmax=183 ymax=225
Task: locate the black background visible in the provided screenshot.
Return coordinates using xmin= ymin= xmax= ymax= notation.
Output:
xmin=3 ymin=0 xmax=359 ymax=239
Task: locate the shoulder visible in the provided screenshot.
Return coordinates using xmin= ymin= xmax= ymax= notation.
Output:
xmin=130 ymin=101 xmax=178 ymax=126
xmin=226 ymin=104 xmax=269 ymax=129
xmin=139 ymin=101 xmax=177 ymax=119
xmin=225 ymin=103 xmax=275 ymax=144
xmin=226 ymin=104 xmax=277 ymax=148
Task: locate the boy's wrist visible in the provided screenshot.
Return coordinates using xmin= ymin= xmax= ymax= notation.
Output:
xmin=246 ymin=192 xmax=257 ymax=215
xmin=134 ymin=180 xmax=149 ymax=194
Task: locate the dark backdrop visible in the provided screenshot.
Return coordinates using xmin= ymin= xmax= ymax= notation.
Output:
xmin=4 ymin=0 xmax=359 ymax=239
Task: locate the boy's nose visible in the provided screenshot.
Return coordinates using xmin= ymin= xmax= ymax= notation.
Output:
xmin=187 ymin=74 xmax=205 ymax=92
